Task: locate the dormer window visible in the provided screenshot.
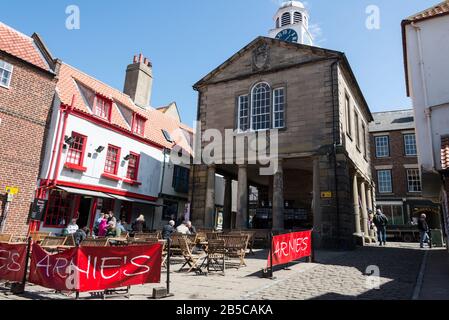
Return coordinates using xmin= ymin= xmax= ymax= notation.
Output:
xmin=281 ymin=12 xmax=291 ymax=26
xmin=294 ymin=12 xmax=303 ymax=24
xmin=132 ymin=114 xmax=146 ymax=136
xmin=94 ymin=95 xmax=112 ymax=121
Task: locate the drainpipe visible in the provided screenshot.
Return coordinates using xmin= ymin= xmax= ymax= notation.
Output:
xmin=330 ymin=59 xmax=341 ymax=246
xmin=52 ymin=96 xmax=75 ymax=184
xmin=159 ymin=148 xmax=168 ymax=196
xmin=411 ymin=22 xmax=437 ymax=172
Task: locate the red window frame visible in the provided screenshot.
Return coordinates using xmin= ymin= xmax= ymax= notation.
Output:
xmin=132 ymin=114 xmax=146 ymax=136
xmin=104 ymin=145 xmax=121 ymax=175
xmin=94 ymin=95 xmax=112 ymax=121
xmin=43 ymin=190 xmax=73 ymax=228
xmin=66 ymin=132 xmax=87 ymax=167
xmin=126 ymin=152 xmax=140 ymax=181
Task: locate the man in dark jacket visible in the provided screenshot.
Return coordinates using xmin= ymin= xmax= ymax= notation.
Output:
xmin=373 ymin=206 xmax=389 ymax=246
xmin=162 ymin=220 xmax=175 ymax=240
xmin=418 ymin=214 xmax=430 ymax=248
xmin=74 ymin=227 xmax=89 ymax=246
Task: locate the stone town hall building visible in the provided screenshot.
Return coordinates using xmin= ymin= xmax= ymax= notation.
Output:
xmin=190 ymin=1 xmax=375 ymax=248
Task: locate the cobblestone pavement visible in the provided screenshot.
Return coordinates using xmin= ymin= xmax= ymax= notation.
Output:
xmin=0 ymin=242 xmax=428 ymax=300
xmin=245 ymin=242 xmax=425 ymax=300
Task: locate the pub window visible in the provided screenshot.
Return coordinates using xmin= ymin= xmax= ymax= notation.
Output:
xmin=66 ymin=132 xmax=87 ymax=166
xmin=94 ymin=95 xmax=112 ymax=121
xmin=104 ymin=145 xmax=121 ymax=175
xmin=132 ymin=114 xmax=146 ymax=136
xmin=173 ymin=165 xmax=190 ymax=194
xmin=126 ymin=153 xmax=140 ymax=181
xmin=44 ymin=190 xmax=73 ymax=227
xmin=362 ymin=123 xmax=367 ymax=159
xmin=162 ymin=200 xmax=179 ymax=221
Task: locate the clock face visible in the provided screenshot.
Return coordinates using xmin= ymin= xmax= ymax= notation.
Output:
xmin=276 ymin=29 xmax=298 ymax=43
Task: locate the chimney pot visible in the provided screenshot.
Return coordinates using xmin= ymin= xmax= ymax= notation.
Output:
xmin=133 ymin=55 xmax=138 ymax=63
xmin=144 ymin=58 xmax=148 ymax=65
xmin=139 ymin=54 xmax=143 ymax=63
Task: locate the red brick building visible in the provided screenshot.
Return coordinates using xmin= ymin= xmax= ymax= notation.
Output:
xmin=369 ymin=110 xmax=441 ymax=232
xmin=0 ymin=22 xmax=57 ymax=235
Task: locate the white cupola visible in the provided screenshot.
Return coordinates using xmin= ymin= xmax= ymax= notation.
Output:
xmin=268 ymin=1 xmax=313 ymax=45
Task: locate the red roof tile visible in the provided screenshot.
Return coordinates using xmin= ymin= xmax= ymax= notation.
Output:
xmin=406 ymin=0 xmax=449 ymax=22
xmin=441 ymin=136 xmax=449 ymax=170
xmin=57 ymin=62 xmax=192 ymax=154
xmin=0 ymin=22 xmax=50 ymax=71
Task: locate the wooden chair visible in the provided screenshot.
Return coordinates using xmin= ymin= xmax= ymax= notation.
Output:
xmin=29 ymin=231 xmax=51 ymax=243
xmin=206 ymin=239 xmax=226 ymax=275
xmin=206 ymin=232 xmax=219 ymax=241
xmin=40 ymin=236 xmax=67 ymax=247
xmin=64 ymin=234 xmax=76 ymax=247
xmin=0 ymin=233 xmax=12 ymax=243
xmin=170 ymin=234 xmax=184 ymax=256
xmin=9 ymin=235 xmax=28 ymax=243
xmin=80 ymin=238 xmax=110 ymax=247
xmin=177 ymin=237 xmax=204 ymax=273
xmin=127 ymin=239 xmax=151 ymax=246
xmin=218 ymin=235 xmax=249 ymax=269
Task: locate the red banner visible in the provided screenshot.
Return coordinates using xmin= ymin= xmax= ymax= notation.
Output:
xmin=268 ymin=230 xmax=312 ymax=267
xmin=29 ymin=243 xmax=162 ymax=292
xmin=0 ymin=243 xmax=27 ymax=282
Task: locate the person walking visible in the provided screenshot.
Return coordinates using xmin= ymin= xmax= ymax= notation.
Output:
xmin=373 ymin=206 xmax=389 ymax=246
xmin=418 ymin=213 xmax=431 ymax=249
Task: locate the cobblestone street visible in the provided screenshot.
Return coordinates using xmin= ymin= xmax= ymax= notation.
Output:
xmin=1 ymin=242 xmax=444 ymax=301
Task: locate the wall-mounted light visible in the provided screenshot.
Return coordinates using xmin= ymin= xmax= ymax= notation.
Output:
xmin=96 ymin=146 xmax=105 ymax=153
xmin=124 ymin=154 xmax=131 ymax=161
xmin=64 ymin=136 xmax=75 ymax=146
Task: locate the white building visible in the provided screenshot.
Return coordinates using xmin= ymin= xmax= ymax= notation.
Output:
xmin=36 ymin=55 xmax=193 ymax=234
xmin=268 ymin=1 xmax=313 ymax=45
xmin=402 ymin=0 xmax=449 ymax=244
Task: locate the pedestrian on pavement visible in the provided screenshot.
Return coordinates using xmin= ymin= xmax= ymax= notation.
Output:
xmin=418 ymin=213 xmax=431 ymax=248
xmin=132 ymin=214 xmax=146 ymax=233
xmin=373 ymin=206 xmax=389 ymax=246
xmin=67 ymin=218 xmax=79 ymax=234
xmin=162 ymin=220 xmax=176 ymax=240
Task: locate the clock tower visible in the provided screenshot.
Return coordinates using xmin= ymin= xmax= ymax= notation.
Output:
xmin=268 ymin=1 xmax=313 ymax=45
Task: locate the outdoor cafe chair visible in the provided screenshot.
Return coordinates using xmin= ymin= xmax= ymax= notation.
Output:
xmin=9 ymin=235 xmax=27 ymax=243
xmin=218 ymin=235 xmax=249 ymax=269
xmin=0 ymin=233 xmax=12 ymax=243
xmin=40 ymin=236 xmax=68 ymax=253
xmin=177 ymin=237 xmax=204 ymax=273
xmin=80 ymin=238 xmax=110 ymax=247
xmin=206 ymin=239 xmax=226 ymax=275
xmin=29 ymin=231 xmax=51 ymax=244
xmin=64 ymin=234 xmax=76 ymax=247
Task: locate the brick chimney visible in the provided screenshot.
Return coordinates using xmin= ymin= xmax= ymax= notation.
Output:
xmin=123 ymin=53 xmax=153 ymax=108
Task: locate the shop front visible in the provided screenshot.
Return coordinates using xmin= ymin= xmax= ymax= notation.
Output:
xmin=39 ymin=186 xmax=161 ymax=234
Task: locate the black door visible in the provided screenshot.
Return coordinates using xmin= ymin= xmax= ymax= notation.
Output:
xmin=77 ymin=197 xmax=92 ymax=228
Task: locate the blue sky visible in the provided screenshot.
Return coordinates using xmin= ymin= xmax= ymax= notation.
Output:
xmin=1 ymin=0 xmax=438 ymax=126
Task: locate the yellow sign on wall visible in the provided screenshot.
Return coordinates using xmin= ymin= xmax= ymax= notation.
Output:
xmin=321 ymin=191 xmax=333 ymax=199
xmin=5 ymin=187 xmax=19 ymax=195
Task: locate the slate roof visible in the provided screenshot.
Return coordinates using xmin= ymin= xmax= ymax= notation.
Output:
xmin=369 ymin=109 xmax=415 ymax=133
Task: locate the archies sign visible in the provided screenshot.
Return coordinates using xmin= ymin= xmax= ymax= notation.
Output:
xmin=29 ymin=243 xmax=162 ymax=292
xmin=0 ymin=243 xmax=27 ymax=282
xmin=268 ymin=230 xmax=312 ymax=267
